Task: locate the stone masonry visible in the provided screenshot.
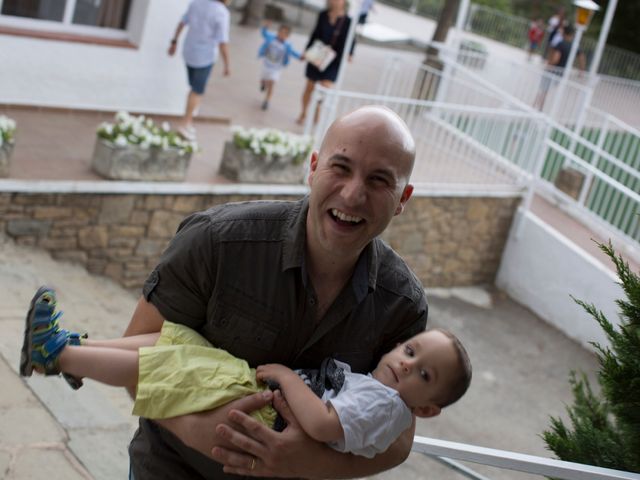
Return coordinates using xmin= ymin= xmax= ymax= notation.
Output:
xmin=0 ymin=192 xmax=521 ymax=290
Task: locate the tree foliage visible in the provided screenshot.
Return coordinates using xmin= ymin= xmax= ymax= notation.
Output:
xmin=542 ymin=242 xmax=640 ymax=473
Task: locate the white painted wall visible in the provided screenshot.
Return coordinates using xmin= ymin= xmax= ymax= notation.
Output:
xmin=497 ymin=208 xmax=625 ymax=351
xmin=0 ymin=0 xmax=190 ymax=114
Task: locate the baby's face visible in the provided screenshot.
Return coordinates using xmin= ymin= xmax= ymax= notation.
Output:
xmin=371 ymin=330 xmax=458 ymax=411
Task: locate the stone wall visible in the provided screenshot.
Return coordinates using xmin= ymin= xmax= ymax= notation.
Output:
xmin=0 ymin=191 xmax=520 ymax=290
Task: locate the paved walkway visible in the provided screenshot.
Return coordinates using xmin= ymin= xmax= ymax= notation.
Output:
xmin=0 ymin=234 xmax=599 ymax=480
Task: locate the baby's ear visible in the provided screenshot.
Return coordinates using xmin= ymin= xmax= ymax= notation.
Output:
xmin=412 ymin=404 xmax=441 ymax=419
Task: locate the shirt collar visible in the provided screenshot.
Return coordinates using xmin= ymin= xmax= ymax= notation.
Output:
xmin=282 ymin=195 xmax=380 ymax=295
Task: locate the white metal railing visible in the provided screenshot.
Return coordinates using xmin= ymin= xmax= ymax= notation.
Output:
xmin=378 ymin=45 xmax=592 ymax=128
xmin=309 ymin=81 xmax=640 ymax=244
xmin=306 ymin=86 xmax=545 ymax=192
xmin=376 ymin=55 xmax=523 ymax=111
xmin=371 ymin=53 xmax=640 ymax=244
xmin=412 ymin=436 xmax=640 ymax=480
xmin=464 ymin=3 xmax=532 ymax=52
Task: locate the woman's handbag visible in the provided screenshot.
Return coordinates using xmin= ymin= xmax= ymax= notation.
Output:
xmin=304 ymin=39 xmax=337 ymax=72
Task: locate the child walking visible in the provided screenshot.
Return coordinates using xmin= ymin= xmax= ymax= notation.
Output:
xmin=258 ymin=22 xmax=302 ymax=110
xmin=20 ymin=287 xmax=471 ymax=459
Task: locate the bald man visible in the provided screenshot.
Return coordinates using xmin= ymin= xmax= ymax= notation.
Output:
xmin=124 ymin=105 xmax=428 ymax=479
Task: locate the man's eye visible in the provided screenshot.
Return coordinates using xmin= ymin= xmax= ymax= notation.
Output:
xmin=371 ymin=175 xmax=389 ymax=186
xmin=404 ymin=345 xmax=414 ymax=356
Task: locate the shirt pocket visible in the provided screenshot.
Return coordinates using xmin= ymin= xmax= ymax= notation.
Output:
xmin=203 ymin=296 xmax=282 ymax=367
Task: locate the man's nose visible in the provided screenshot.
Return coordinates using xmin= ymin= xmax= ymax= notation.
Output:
xmin=341 ymin=177 xmax=366 ymax=205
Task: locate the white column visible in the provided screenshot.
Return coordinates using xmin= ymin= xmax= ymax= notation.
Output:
xmin=588 ymin=0 xmax=617 ymax=80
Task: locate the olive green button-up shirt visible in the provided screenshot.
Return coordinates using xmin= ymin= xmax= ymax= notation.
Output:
xmin=130 ymin=196 xmax=428 ymax=480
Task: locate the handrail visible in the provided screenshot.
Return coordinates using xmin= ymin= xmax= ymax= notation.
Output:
xmin=412 ymin=436 xmax=640 ymax=480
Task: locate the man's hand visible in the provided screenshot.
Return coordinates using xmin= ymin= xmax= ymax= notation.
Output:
xmin=211 ymin=390 xmax=330 ymax=477
xmin=155 ymin=390 xmax=274 ymax=457
xmin=168 ymin=42 xmax=177 ymax=56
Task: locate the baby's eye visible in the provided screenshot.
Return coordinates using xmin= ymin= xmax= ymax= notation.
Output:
xmin=420 ymin=370 xmax=431 ymax=382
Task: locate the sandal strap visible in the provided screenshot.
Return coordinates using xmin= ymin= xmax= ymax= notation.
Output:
xmin=32 ymin=308 xmax=62 ymax=345
xmin=32 ymin=328 xmax=70 ymax=375
xmin=67 ymin=332 xmax=88 ymax=346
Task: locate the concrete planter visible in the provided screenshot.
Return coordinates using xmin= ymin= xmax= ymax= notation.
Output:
xmin=91 ymin=139 xmax=191 ymax=181
xmin=219 ymin=141 xmax=306 ymax=184
xmin=0 ymin=142 xmax=14 ymax=178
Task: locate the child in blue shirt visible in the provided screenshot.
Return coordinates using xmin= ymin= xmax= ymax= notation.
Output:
xmin=258 ymin=22 xmax=302 ymax=110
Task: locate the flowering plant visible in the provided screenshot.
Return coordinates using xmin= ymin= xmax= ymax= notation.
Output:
xmin=97 ymin=111 xmax=198 ymax=154
xmin=231 ymin=126 xmax=312 ymax=165
xmin=0 ymin=115 xmax=16 ymax=149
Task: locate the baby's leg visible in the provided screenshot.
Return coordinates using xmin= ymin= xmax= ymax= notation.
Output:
xmin=84 ymin=332 xmax=160 ymax=350
xmin=58 ymin=346 xmax=140 ymax=388
xmin=56 ymin=331 xmax=161 ymax=387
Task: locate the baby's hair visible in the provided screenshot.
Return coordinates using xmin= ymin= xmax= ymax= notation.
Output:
xmin=432 ymin=328 xmax=472 ymax=408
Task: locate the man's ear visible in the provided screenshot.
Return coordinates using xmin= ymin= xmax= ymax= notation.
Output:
xmin=307 ymin=151 xmax=319 ymax=187
xmin=412 ymin=403 xmax=441 ymax=419
xmin=394 ymin=184 xmax=414 ymax=216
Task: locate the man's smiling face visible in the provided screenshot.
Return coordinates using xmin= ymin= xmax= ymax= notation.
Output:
xmin=306 ymin=107 xmax=415 ymax=263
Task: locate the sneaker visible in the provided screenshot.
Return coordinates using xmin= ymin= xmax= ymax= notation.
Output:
xmin=178 ymin=125 xmax=196 ymax=141
xmin=261 ymin=100 xmax=269 ymax=111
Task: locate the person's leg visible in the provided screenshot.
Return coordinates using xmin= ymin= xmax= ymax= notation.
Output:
xmin=85 ymin=333 xmax=160 ymax=351
xmin=58 ymin=346 xmax=140 ymax=388
xmin=297 ymin=79 xmax=316 ymax=125
xmin=263 ymin=80 xmax=274 ymax=110
xmin=313 ymin=80 xmax=334 ymax=124
xmin=181 ymin=64 xmax=212 ymax=139
xmin=183 ymin=90 xmax=202 ymax=129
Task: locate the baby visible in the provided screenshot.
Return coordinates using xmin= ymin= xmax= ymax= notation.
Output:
xmin=20 ymin=287 xmax=471 ymax=458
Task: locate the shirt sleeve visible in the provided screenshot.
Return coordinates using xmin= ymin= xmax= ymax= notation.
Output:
xmin=328 ymin=375 xmax=413 ymax=458
xmin=213 ymin=6 xmax=230 ymax=44
xmin=143 ymin=212 xmax=218 ymax=330
xmin=182 ymin=3 xmax=193 ymax=24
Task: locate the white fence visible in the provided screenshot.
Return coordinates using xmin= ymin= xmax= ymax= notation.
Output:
xmin=306 ymin=86 xmax=544 ymax=193
xmin=412 ymin=436 xmax=640 ymax=480
xmin=367 ymin=54 xmax=640 ymax=245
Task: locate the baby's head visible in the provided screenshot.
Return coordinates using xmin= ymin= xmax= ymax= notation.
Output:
xmin=277 ymin=24 xmax=292 ymax=41
xmin=371 ymin=329 xmax=472 ymax=418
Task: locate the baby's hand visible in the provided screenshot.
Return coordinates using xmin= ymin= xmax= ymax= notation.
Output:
xmin=256 ymin=363 xmax=293 ymax=383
